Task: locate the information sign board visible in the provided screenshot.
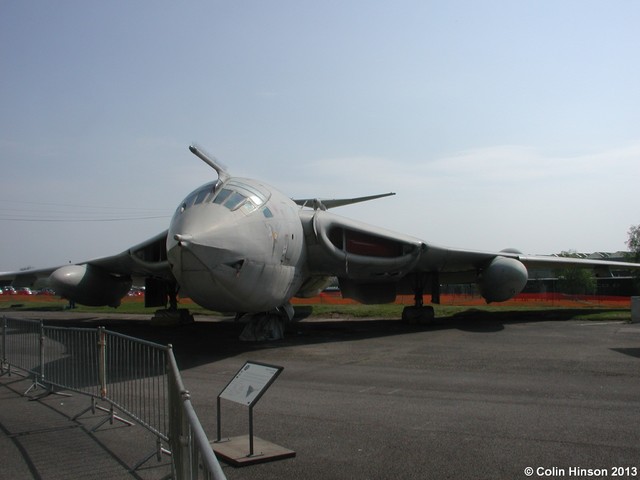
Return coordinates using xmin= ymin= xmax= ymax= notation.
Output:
xmin=219 ymin=361 xmax=283 ymax=407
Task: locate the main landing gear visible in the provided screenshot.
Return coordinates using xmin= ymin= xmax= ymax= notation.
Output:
xmin=151 ymin=282 xmax=194 ymax=326
xmin=401 ymin=274 xmax=439 ymax=324
xmin=402 ymin=304 xmax=435 ymax=324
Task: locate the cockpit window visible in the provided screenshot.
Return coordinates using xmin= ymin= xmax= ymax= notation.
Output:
xmin=240 ymin=199 xmax=257 ymax=214
xmin=178 ymin=182 xmax=217 ymax=213
xmin=212 ymin=188 xmax=232 ymax=205
xmin=194 ymin=187 xmax=211 ymax=205
xmin=224 ymin=191 xmax=247 ymax=210
xmin=176 ymin=179 xmax=271 ymax=217
xmin=210 ymin=180 xmax=270 ymax=214
xmin=178 ymin=179 xmax=271 ymax=216
xmin=184 ymin=192 xmax=198 ymax=208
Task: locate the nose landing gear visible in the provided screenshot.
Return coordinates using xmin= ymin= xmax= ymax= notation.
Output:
xmin=238 ymin=303 xmax=294 ymax=341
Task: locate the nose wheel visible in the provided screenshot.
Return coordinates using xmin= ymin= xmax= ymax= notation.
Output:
xmin=238 ymin=303 xmax=294 ymax=341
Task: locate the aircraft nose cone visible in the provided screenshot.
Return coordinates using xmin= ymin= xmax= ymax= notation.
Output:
xmin=168 ymin=226 xmax=240 ymax=268
xmin=167 ymin=206 xmax=245 ymax=279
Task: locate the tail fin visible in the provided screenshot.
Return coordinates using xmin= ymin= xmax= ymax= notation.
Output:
xmin=293 ymin=192 xmax=395 ymax=211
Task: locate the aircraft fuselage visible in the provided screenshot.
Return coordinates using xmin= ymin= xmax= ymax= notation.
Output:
xmin=166 ymin=178 xmax=308 ymax=312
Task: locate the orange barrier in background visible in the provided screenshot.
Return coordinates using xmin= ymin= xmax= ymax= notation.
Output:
xmin=290 ymin=291 xmax=632 ymax=308
xmin=2 ymin=291 xmax=631 ymax=309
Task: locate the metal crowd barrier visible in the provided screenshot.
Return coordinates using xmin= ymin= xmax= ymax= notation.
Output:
xmin=1 ymin=317 xmax=42 ymax=384
xmin=42 ymin=325 xmax=101 ymax=397
xmin=100 ymin=328 xmax=169 ymax=439
xmin=168 ymin=348 xmax=228 ymax=480
xmin=0 ymin=316 xmax=226 ymax=480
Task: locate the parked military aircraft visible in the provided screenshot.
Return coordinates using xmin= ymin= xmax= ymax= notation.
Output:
xmin=3 ymin=145 xmax=640 ymax=336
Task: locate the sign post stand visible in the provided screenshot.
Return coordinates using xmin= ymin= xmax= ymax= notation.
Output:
xmin=212 ymin=361 xmax=295 ymax=466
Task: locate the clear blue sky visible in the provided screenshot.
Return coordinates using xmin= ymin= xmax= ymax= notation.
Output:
xmin=1 ymin=1 xmax=639 ymax=271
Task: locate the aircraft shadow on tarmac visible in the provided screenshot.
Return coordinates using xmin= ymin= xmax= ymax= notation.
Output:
xmin=611 ymin=348 xmax=640 ymax=359
xmin=29 ymin=306 xmax=629 ymax=374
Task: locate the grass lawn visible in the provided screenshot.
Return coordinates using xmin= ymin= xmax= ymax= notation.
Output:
xmin=0 ymin=294 xmax=633 ymax=322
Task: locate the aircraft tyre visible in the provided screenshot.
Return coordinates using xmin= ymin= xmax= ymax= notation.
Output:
xmin=402 ymin=305 xmax=435 ymax=324
xmin=239 ymin=313 xmax=286 ymax=341
xmin=151 ymin=308 xmax=194 ymax=326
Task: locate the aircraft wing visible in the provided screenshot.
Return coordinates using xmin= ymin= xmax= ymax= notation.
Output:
xmin=0 ymin=266 xmax=55 ymax=290
xmin=417 ymin=247 xmax=639 ymax=276
xmin=0 ymin=230 xmax=174 ymax=306
xmin=87 ymin=230 xmax=173 ymax=280
xmin=302 ymin=210 xmax=640 ymax=304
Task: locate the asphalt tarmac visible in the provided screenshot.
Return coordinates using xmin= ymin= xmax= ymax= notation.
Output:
xmin=2 ymin=310 xmax=640 ymax=479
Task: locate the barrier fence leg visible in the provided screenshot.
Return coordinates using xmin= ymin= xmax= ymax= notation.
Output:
xmin=23 ymin=320 xmax=47 ymax=397
xmin=29 ymin=386 xmax=73 ymax=401
xmin=91 ymin=401 xmax=134 ymax=432
xmin=1 ymin=316 xmax=6 ymax=376
xmin=98 ymin=327 xmax=107 ymax=399
xmin=73 ymin=397 xmax=99 ymax=421
xmin=132 ymin=436 xmax=172 ymax=473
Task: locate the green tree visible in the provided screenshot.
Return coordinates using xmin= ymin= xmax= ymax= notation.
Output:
xmin=627 ymin=225 xmax=640 ymax=262
xmin=555 ymin=250 xmax=596 ymax=295
xmin=627 ymin=225 xmax=640 ymax=293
